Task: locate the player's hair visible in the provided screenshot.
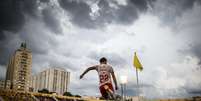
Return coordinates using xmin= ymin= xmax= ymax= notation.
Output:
xmin=99 ymin=57 xmax=107 ymax=63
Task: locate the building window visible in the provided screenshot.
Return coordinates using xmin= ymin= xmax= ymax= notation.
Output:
xmin=53 ymin=70 xmax=58 ymax=91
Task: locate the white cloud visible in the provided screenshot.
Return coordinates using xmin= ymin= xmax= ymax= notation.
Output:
xmin=52 ymin=11 xmax=201 ymax=97
xmin=0 ymin=65 xmax=6 ymax=79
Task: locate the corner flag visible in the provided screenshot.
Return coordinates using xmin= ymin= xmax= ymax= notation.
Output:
xmin=133 ymin=52 xmax=143 ymax=71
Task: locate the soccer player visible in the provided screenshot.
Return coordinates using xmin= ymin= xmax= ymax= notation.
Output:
xmin=80 ymin=57 xmax=118 ymax=99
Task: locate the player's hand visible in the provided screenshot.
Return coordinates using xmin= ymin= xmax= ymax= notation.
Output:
xmin=115 ymin=86 xmax=118 ymax=90
xmin=80 ymin=74 xmax=83 ymax=79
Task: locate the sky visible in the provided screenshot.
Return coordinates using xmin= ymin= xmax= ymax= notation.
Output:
xmin=0 ymin=0 xmax=201 ymax=99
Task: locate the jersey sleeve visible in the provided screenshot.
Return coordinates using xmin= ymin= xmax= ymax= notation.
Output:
xmin=93 ymin=65 xmax=98 ymax=71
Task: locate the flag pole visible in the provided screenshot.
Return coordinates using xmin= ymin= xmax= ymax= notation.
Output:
xmin=134 ymin=52 xmax=143 ymax=101
xmin=136 ymin=68 xmax=140 ymax=101
xmin=134 ymin=52 xmax=140 ymax=101
xmin=134 ymin=52 xmax=139 ymax=93
xmin=136 ymin=68 xmax=139 ymax=87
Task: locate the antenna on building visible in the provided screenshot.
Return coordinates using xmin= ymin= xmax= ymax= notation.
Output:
xmin=20 ymin=42 xmax=24 ymax=48
xmin=24 ymin=42 xmax=27 ymax=48
xmin=20 ymin=42 xmax=27 ymax=49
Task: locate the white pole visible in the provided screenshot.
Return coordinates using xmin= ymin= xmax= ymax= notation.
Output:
xmin=120 ymin=75 xmax=127 ymax=101
xmin=136 ymin=68 xmax=140 ymax=101
xmin=123 ymin=84 xmax=125 ymax=101
xmin=136 ymin=68 xmax=139 ymax=87
xmin=121 ymin=84 xmax=124 ymax=101
xmin=121 ymin=84 xmax=123 ymax=98
xmin=124 ymin=83 xmax=126 ymax=101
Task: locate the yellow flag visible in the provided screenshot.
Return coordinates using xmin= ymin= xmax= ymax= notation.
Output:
xmin=133 ymin=52 xmax=143 ymax=71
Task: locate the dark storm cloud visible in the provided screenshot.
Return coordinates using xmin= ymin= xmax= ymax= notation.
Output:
xmin=0 ymin=0 xmax=39 ymax=67
xmin=58 ymin=0 xmax=96 ymax=28
xmin=153 ymin=0 xmax=201 ymax=66
xmin=166 ymin=0 xmax=196 ymax=11
xmin=42 ymin=8 xmax=61 ymax=34
xmin=96 ymin=0 xmax=140 ymax=25
xmin=58 ymin=0 xmax=155 ymax=28
xmin=0 ymin=32 xmax=21 ymax=65
xmin=0 ymin=0 xmax=38 ymax=35
xmin=0 ymin=0 xmax=60 ymax=67
xmin=130 ymin=0 xmax=155 ymax=11
xmin=185 ymin=86 xmax=201 ymax=96
xmin=188 ymin=90 xmax=201 ymax=95
xmin=0 ymin=0 xmax=61 ymax=40
xmin=0 ymin=0 xmax=24 ymax=38
xmin=40 ymin=0 xmax=50 ymax=3
xmin=97 ymin=0 xmax=156 ymax=24
xmin=19 ymin=28 xmax=52 ymax=55
xmin=153 ymin=0 xmax=201 ymax=24
xmin=113 ymin=4 xmax=138 ymax=24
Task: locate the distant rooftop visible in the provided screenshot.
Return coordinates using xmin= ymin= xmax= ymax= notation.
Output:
xmin=32 ymin=67 xmax=69 ymax=76
xmin=51 ymin=67 xmax=67 ymax=71
xmin=41 ymin=67 xmax=69 ymax=73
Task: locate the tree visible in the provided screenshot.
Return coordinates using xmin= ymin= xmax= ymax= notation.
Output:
xmin=74 ymin=95 xmax=81 ymax=98
xmin=63 ymin=92 xmax=73 ymax=96
xmin=38 ymin=88 xmax=49 ymax=94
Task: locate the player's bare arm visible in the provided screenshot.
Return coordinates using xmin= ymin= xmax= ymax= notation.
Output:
xmin=80 ymin=66 xmax=96 ymax=79
xmin=111 ymin=71 xmax=118 ymax=90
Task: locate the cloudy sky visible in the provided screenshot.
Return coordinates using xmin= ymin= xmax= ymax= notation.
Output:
xmin=0 ymin=0 xmax=201 ymax=98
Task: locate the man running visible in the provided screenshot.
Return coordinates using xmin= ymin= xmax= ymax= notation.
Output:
xmin=80 ymin=57 xmax=118 ymax=99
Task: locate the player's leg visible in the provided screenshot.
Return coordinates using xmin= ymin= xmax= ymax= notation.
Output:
xmin=107 ymin=83 xmax=114 ymax=93
xmin=99 ymin=85 xmax=108 ymax=99
xmin=103 ymin=83 xmax=115 ymax=100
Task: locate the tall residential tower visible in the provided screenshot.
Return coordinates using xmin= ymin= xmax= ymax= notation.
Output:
xmin=30 ymin=67 xmax=70 ymax=95
xmin=5 ymin=42 xmax=32 ymax=91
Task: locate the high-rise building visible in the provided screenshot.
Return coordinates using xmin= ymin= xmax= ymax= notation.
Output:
xmin=5 ymin=42 xmax=32 ymax=91
xmin=0 ymin=80 xmax=10 ymax=89
xmin=30 ymin=67 xmax=70 ymax=95
xmin=0 ymin=80 xmax=5 ymax=89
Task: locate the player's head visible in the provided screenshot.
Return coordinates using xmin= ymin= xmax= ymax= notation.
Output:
xmin=99 ymin=57 xmax=107 ymax=64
